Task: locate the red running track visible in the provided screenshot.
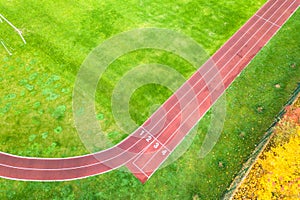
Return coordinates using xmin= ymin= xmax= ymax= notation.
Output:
xmin=1 ymin=0 xmax=299 ymax=183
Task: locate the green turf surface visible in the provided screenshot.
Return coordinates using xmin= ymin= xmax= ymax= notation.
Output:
xmin=1 ymin=0 xmax=299 ymax=199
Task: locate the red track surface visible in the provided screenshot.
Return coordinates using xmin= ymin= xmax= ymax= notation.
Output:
xmin=1 ymin=0 xmax=299 ymax=183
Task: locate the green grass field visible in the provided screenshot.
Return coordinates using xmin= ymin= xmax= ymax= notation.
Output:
xmin=1 ymin=0 xmax=299 ymax=199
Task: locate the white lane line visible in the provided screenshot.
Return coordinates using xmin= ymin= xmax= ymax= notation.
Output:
xmin=0 ymin=164 xmax=119 ymax=182
xmin=131 ymin=137 xmax=170 ymax=171
xmin=132 ymin=162 xmax=149 ymax=178
xmin=0 ymin=14 xmax=26 ymax=44
xmin=0 ymin=127 xmax=146 ymax=160
xmin=0 ymin=128 xmax=149 ymax=170
xmin=255 ymin=14 xmax=281 ymax=27
xmin=1 ymin=40 xmax=12 ymax=55
xmin=144 ymin=130 xmax=171 ymax=152
xmin=140 ymin=147 xmax=170 ymax=171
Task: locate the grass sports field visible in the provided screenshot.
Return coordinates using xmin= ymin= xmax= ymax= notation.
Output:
xmin=1 ymin=0 xmax=299 ymax=199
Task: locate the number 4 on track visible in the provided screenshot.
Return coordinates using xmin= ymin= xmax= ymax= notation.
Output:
xmin=161 ymin=150 xmax=168 ymax=156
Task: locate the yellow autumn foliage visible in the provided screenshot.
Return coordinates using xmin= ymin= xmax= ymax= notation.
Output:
xmin=233 ymin=97 xmax=300 ymax=200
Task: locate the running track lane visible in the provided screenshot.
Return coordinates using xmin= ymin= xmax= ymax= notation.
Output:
xmin=126 ymin=0 xmax=300 ymax=183
xmin=0 ymin=0 xmax=299 ymax=182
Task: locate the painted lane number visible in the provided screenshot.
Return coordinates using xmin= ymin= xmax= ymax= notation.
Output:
xmin=153 ymin=142 xmax=159 ymax=149
xmin=146 ymin=135 xmax=152 ymax=142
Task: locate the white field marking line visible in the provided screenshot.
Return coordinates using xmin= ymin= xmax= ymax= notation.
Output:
xmin=0 ymin=130 xmax=149 ymax=172
xmin=139 ymin=0 xmax=296 ymax=175
xmin=140 ymin=0 xmax=288 ymax=150
xmin=1 ymin=40 xmax=12 ymax=55
xmin=139 ymin=0 xmax=281 ymax=139
xmin=129 ymin=130 xmax=170 ymax=171
xmin=211 ymin=1 xmax=281 ymax=66
xmin=0 ymin=0 xmax=288 ymax=172
xmin=144 ymin=130 xmax=171 ymax=152
xmin=197 ymin=0 xmax=290 ymax=82
xmin=255 ymin=14 xmax=281 ymax=27
xmin=0 ymin=128 xmax=150 ymax=170
xmin=0 ymin=163 xmax=120 ymax=182
xmin=0 ymin=0 xmax=278 ymax=163
xmin=0 ymin=131 xmax=145 ymax=169
xmin=131 ymin=133 xmax=163 ymax=170
xmin=131 ymin=129 xmax=171 ymax=170
xmin=140 ymin=146 xmax=170 ymax=171
xmin=132 ymin=162 xmax=149 ymax=178
xmin=1 ymin=128 xmax=163 ymax=177
xmin=0 ymin=127 xmax=148 ymax=161
xmin=0 ymin=14 xmax=26 ymax=44
xmin=132 ymin=134 xmax=170 ymax=170
xmin=129 ymin=129 xmax=167 ymax=169
xmin=0 ymin=14 xmax=20 ymax=32
xmin=0 ymin=141 xmax=148 ymax=173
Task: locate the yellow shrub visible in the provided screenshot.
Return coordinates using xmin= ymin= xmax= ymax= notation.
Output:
xmin=233 ymin=97 xmax=300 ymax=199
